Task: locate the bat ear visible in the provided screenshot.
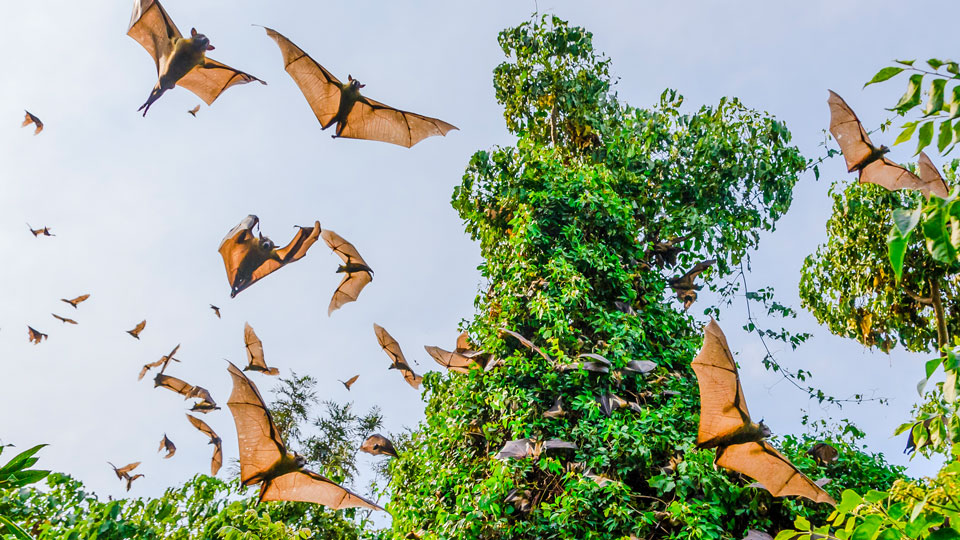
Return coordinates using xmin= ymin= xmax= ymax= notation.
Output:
xmin=191 ymin=27 xmax=198 ymax=37
xmin=348 ymin=74 xmax=353 ymax=81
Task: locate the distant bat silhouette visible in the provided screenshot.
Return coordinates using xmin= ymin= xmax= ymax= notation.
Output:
xmin=127 ymin=0 xmax=264 ymax=115
xmin=27 ymin=326 xmax=47 ymax=344
xmin=373 ymin=324 xmax=422 ymax=389
xmin=225 ymin=361 xmax=383 ymax=509
xmin=210 ymin=304 xmax=221 ymax=318
xmin=52 ymin=314 xmax=78 ymax=325
xmin=108 ymin=461 xmax=142 ymax=490
xmin=262 ymin=27 xmax=457 ymax=147
xmin=22 ymin=111 xmax=43 ymax=134
xmin=186 ymin=414 xmax=222 ymax=475
xmin=321 ymin=229 xmax=373 ymax=315
xmin=188 ymin=104 xmax=201 ymax=117
xmin=669 ymin=259 xmax=716 ymax=311
xmin=807 ymin=442 xmax=839 ymax=465
xmin=692 ymin=319 xmax=834 ymax=505
xmin=139 ymin=344 xmax=180 ymax=381
xmin=127 ymin=320 xmax=146 ymax=339
xmin=125 ymin=473 xmax=145 ymax=491
xmin=360 ymin=434 xmax=398 ymax=457
xmin=339 ymin=375 xmax=359 ymax=390
xmin=27 ymin=224 xmax=54 ymax=237
xmin=61 ymin=294 xmax=89 ymax=308
xmin=158 ymin=434 xmax=176 ymax=459
xmin=828 ymin=91 xmax=949 ymax=199
xmin=243 ymin=323 xmax=279 ymax=375
xmin=218 ymin=215 xmax=321 ymax=297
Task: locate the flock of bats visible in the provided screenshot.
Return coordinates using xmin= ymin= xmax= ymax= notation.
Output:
xmin=12 ymin=0 xmax=943 ymax=527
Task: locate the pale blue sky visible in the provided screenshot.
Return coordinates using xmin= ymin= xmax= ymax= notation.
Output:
xmin=0 ymin=0 xmax=949 ymax=508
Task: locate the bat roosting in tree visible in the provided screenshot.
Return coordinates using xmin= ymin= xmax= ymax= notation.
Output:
xmin=127 ymin=0 xmax=264 ymax=115
xmin=27 ymin=224 xmax=54 ymax=237
xmin=321 ymin=230 xmax=373 ymax=315
xmin=27 ymin=326 xmax=47 ymax=344
xmin=360 ymin=434 xmax=398 ymax=457
xmin=669 ymin=260 xmax=715 ymax=311
xmin=22 ymin=111 xmax=43 ymax=134
xmin=61 ymin=294 xmax=89 ymax=308
xmin=828 ymin=91 xmax=949 ymax=199
xmin=244 ymin=323 xmax=279 ymax=375
xmin=373 ymin=324 xmax=422 ymax=389
xmin=139 ymin=344 xmax=180 ymax=381
xmin=261 ymin=27 xmax=457 ymax=148
xmin=52 ymin=314 xmax=78 ymax=325
xmin=225 ymin=361 xmax=383 ymax=509
xmin=186 ymin=414 xmax=222 ymax=476
xmin=158 ymin=434 xmax=176 ymax=459
xmin=127 ymin=320 xmax=146 ymax=339
xmin=219 ymin=215 xmax=321 ymax=297
xmin=692 ymin=319 xmax=835 ymax=505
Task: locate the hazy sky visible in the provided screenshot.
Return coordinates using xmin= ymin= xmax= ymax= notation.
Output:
xmin=0 ymin=0 xmax=950 ymax=511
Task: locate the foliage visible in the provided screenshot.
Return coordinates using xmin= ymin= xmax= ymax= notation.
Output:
xmin=0 ymin=444 xmax=49 ymax=540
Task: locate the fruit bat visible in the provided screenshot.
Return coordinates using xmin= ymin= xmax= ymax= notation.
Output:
xmin=559 ymin=353 xmax=611 ymax=373
xmin=916 ymin=152 xmax=952 ymax=199
xmin=22 ymin=111 xmax=43 ymax=134
xmin=647 ymin=233 xmax=692 ymax=267
xmin=139 ymin=344 xmax=180 ymax=381
xmin=61 ymin=294 xmax=89 ymax=308
xmin=543 ymin=397 xmax=565 ymax=418
xmin=125 ymin=473 xmax=145 ymax=491
xmin=321 ymin=230 xmax=373 ymax=315
xmin=51 ymin=313 xmax=78 ymax=325
xmin=742 ymin=531 xmax=774 ymax=540
xmin=186 ymin=414 xmax=222 ymax=476
xmin=127 ymin=0 xmax=265 ymax=115
xmin=360 ymin=434 xmax=397 ymax=457
xmin=243 ymin=323 xmax=279 ymax=375
xmin=505 ymin=488 xmax=533 ymax=513
xmin=669 ymin=259 xmax=716 ymax=311
xmin=262 ymin=27 xmax=457 ymax=148
xmin=187 ymin=386 xmax=220 ymax=413
xmin=827 ymin=91 xmax=949 ymax=199
xmin=807 ymin=442 xmax=839 ymax=465
xmin=27 ymin=224 xmax=54 ymax=237
xmin=127 ymin=320 xmax=146 ymax=339
xmin=158 ymin=434 xmax=176 ymax=459
xmin=692 ymin=319 xmax=835 ymax=505
xmin=27 ymin=326 xmax=47 ymax=344
xmin=210 ymin=304 xmax=221 ymax=318
xmin=613 ymin=301 xmax=636 ymax=315
xmin=224 ymin=361 xmax=383 ymax=509
xmin=218 ymin=215 xmax=321 ymax=297
xmin=108 ymin=461 xmax=141 ymax=480
xmin=154 ymin=373 xmax=195 ymax=397
xmin=498 ymin=328 xmax=554 ymax=363
xmin=373 ymin=324 xmax=422 ymax=389
xmin=188 ymin=104 xmax=201 ymax=117
xmin=424 ymin=345 xmax=478 ymax=373
xmin=339 ymin=375 xmax=359 ymax=391
xmin=494 ymin=439 xmax=577 ymax=460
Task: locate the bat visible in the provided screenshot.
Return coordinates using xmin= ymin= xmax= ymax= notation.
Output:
xmin=22 ymin=111 xmax=43 ymax=134
xmin=559 ymin=353 xmax=611 ymax=374
xmin=243 ymin=323 xmax=279 ymax=376
xmin=61 ymin=294 xmax=90 ymax=308
xmin=210 ymin=304 xmax=221 ymax=318
xmin=339 ymin=375 xmax=359 ymax=390
xmin=360 ymin=434 xmax=397 ymax=457
xmin=108 ymin=461 xmax=141 ymax=480
xmin=743 ymin=531 xmax=773 ymax=540
xmin=51 ymin=314 xmax=78 ymax=325
xmin=828 ymin=91 xmax=949 ymax=199
xmin=543 ymin=397 xmax=565 ymax=418
xmin=225 ymin=361 xmax=383 ymax=509
xmin=27 ymin=326 xmax=47 ymax=344
xmin=321 ymin=230 xmax=373 ymax=315
xmin=262 ymin=27 xmax=457 ymax=147
xmin=125 ymin=473 xmax=145 ymax=491
xmin=498 ymin=328 xmax=554 ymax=363
xmin=127 ymin=320 xmax=146 ymax=339
xmin=494 ymin=439 xmax=577 ymax=460
xmin=692 ymin=319 xmax=835 ymax=505
xmin=425 ymin=345 xmax=478 ymax=373
xmin=505 ymin=488 xmax=533 ymax=513
xmin=917 ymin=152 xmax=952 ymax=199
xmin=373 ymin=324 xmax=423 ymax=389
xmin=186 ymin=414 xmax=222 ymax=476
xmin=613 ymin=301 xmax=636 ymax=315
xmin=27 ymin=224 xmax=54 ymax=237
xmin=154 ymin=373 xmax=195 ymax=397
xmin=669 ymin=259 xmax=716 ymax=311
xmin=139 ymin=344 xmax=180 ymax=381
xmin=807 ymin=442 xmax=839 ymax=465
xmin=187 ymin=386 xmax=220 ymax=412
xmin=188 ymin=104 xmax=201 ymax=117
xmin=158 ymin=434 xmax=176 ymax=459
xmin=218 ymin=215 xmax=322 ymax=297
xmin=127 ymin=0 xmax=265 ymax=115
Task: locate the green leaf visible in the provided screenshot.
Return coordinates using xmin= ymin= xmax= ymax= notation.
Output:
xmin=917 ymin=120 xmax=935 ymax=155
xmin=897 ymin=59 xmax=916 ymax=66
xmin=939 ymin=119 xmax=954 ymax=152
xmin=794 ymin=516 xmax=812 ymax=531
xmin=924 ymin=79 xmax=947 ymax=116
xmin=888 ymin=206 xmax=921 ymax=281
xmin=852 ymin=515 xmax=883 ymax=540
xmin=0 ymin=516 xmax=34 ymax=540
xmin=0 ymin=444 xmax=47 ymax=476
xmin=863 ymin=489 xmax=889 ymax=504
xmin=947 ymin=86 xmax=960 ymax=119
xmin=838 ymin=490 xmax=865 ymax=513
xmin=892 ymin=74 xmax=925 ymax=112
xmin=864 ymin=66 xmax=904 ymax=87
xmin=928 ymin=58 xmax=945 ymax=70
xmin=895 ymin=121 xmax=919 ymax=146
xmin=949 ymin=62 xmax=960 ymax=75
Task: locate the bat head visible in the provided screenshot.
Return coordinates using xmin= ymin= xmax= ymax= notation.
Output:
xmin=189 ymin=28 xmax=215 ymax=51
xmin=758 ymin=420 xmax=772 ymax=438
xmin=347 ymin=75 xmax=366 ymax=89
xmin=293 ymin=453 xmax=307 ymax=468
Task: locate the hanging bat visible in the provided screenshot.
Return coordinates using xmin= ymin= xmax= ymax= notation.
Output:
xmin=186 ymin=414 xmax=222 ymax=476
xmin=27 ymin=224 xmax=54 ymax=237
xmin=225 ymin=361 xmax=383 ymax=509
xmin=321 ymin=229 xmax=373 ymax=315
xmin=127 ymin=0 xmax=265 ymax=115
xmin=187 ymin=386 xmax=220 ymax=412
xmin=210 ymin=304 xmax=221 ymax=318
xmin=495 ymin=439 xmax=577 ymax=460
xmin=158 ymin=434 xmax=176 ymax=459
xmin=498 ymin=328 xmax=554 ymax=363
xmin=543 ymin=397 xmax=565 ymax=418
xmin=807 ymin=442 xmax=839 ymax=465
xmin=505 ymin=488 xmax=533 ymax=513
xmin=242 ymin=323 xmax=279 ymax=375
xmin=218 ymin=215 xmax=322 ymax=297
xmin=360 ymin=434 xmax=398 ymax=457
xmin=108 ymin=461 xmax=140 ymax=480
xmin=27 ymin=326 xmax=47 ymax=344
xmin=828 ymin=91 xmax=949 ymax=199
xmin=51 ymin=313 xmax=78 ymax=325
xmin=373 ymin=324 xmax=422 ymax=389
xmin=692 ymin=319 xmax=835 ymax=505
xmin=139 ymin=344 xmax=180 ymax=381
xmin=647 ymin=233 xmax=692 ymax=267
xmin=125 ymin=473 xmax=145 ymax=491
xmin=61 ymin=294 xmax=89 ymax=308
xmin=339 ymin=375 xmax=359 ymax=391
xmin=154 ymin=373 xmax=195 ymax=397
xmin=559 ymin=353 xmax=611 ymax=374
xmin=188 ymin=104 xmax=201 ymax=117
xmin=127 ymin=320 xmax=146 ymax=339
xmin=22 ymin=111 xmax=43 ymax=134
xmin=613 ymin=301 xmax=636 ymax=315
xmin=262 ymin=27 xmax=457 ymax=148
xmin=669 ymin=259 xmax=716 ymax=311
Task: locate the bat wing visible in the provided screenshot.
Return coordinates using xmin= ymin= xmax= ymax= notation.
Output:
xmin=187 ymin=386 xmax=216 ymax=406
xmin=498 ymin=328 xmax=553 ymax=363
xmin=716 ymin=440 xmax=836 ymax=505
xmin=244 ymin=323 xmax=268 ymax=370
xmin=860 ymin=157 xmax=925 ymax=193
xmin=211 ymin=438 xmax=223 ymax=476
xmin=115 ymin=462 xmax=141 ymax=476
xmin=343 ymin=374 xmax=359 ymax=389
xmin=328 ymin=271 xmax=372 ymax=315
xmin=424 ymin=345 xmax=476 ymax=373
xmin=177 ymin=58 xmax=265 ymax=106
xmin=159 ymin=435 xmax=176 ymax=459
xmin=249 ymin=222 xmax=322 ymax=287
xmin=126 ymin=0 xmax=181 ymax=73
xmin=226 ymin=361 xmax=287 ymax=485
xmin=260 ymin=469 xmax=383 ymax=510
xmin=374 ymin=324 xmax=422 ymax=388
xmin=360 ymin=434 xmax=398 ymax=457
xmin=52 ymin=314 xmax=78 ymax=324
xmin=262 ymin=27 xmax=343 ymax=128
xmin=155 ymin=374 xmax=194 ymax=397
xmin=339 ymin=95 xmax=458 ymax=148
xmin=139 ymin=358 xmax=164 ymax=380
xmin=917 ymin=152 xmax=951 ymax=199
xmin=827 ymin=90 xmax=876 ymax=173
xmin=692 ymin=320 xmax=752 ymax=446
xmin=321 ymin=229 xmax=369 ymax=266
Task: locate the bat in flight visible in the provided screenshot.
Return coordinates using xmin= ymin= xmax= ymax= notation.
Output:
xmin=668 ymin=259 xmax=716 ymax=311
xmin=219 ymin=215 xmax=322 ymax=297
xmin=210 ymin=304 xmax=221 ymax=318
xmin=373 ymin=324 xmax=423 ymax=389
xmin=108 ymin=461 xmax=143 ymax=490
xmin=158 ymin=434 xmax=176 ymax=459
xmin=27 ymin=326 xmax=47 ymax=345
xmin=244 ymin=323 xmax=279 ymax=375
xmin=22 ymin=111 xmax=43 ymax=134
xmin=61 ymin=294 xmax=90 ymax=308
xmin=321 ymin=230 xmax=373 ymax=316
xmin=188 ymin=104 xmax=201 ymax=117
xmin=692 ymin=319 xmax=835 ymax=505
xmin=139 ymin=344 xmax=180 ymax=381
xmin=186 ymin=414 xmax=222 ymax=476
xmin=51 ymin=313 xmax=78 ymax=325
xmin=339 ymin=375 xmax=359 ymax=391
xmin=262 ymin=27 xmax=457 ymax=148
xmin=828 ymin=91 xmax=949 ymax=199
xmin=225 ymin=361 xmax=383 ymax=509
xmin=127 ymin=320 xmax=146 ymax=339
xmin=127 ymin=0 xmax=265 ymax=115
xmin=360 ymin=434 xmax=398 ymax=457
xmin=154 ymin=373 xmax=195 ymax=397
xmin=187 ymin=386 xmax=220 ymax=413
xmin=27 ymin=224 xmax=54 ymax=237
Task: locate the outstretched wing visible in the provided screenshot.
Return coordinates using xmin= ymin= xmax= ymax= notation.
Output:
xmin=126 ymin=0 xmax=181 ymax=73
xmin=328 ymin=272 xmax=373 ymax=315
xmin=226 ymin=362 xmax=286 ymax=485
xmin=186 ymin=414 xmax=222 ymax=475
xmin=262 ymin=27 xmax=343 ymax=128
xmin=177 ymin=58 xmax=265 ymax=105
xmin=916 ymin=152 xmax=951 ymax=199
xmin=860 ymin=157 xmax=926 ymax=193
xmin=244 ymin=323 xmax=269 ymax=371
xmin=373 ymin=324 xmax=422 ymax=389
xmin=321 ymin=229 xmax=369 ymax=266
xmin=154 ymin=374 xmax=195 ymax=397
xmin=716 ymin=440 xmax=835 ymax=505
xmin=250 ymin=222 xmax=322 ymax=287
xmin=424 ymin=345 xmax=477 ymax=373
xmin=691 ymin=319 xmax=751 ymax=447
xmin=827 ymin=90 xmax=876 ymax=173
xmin=261 ymin=469 xmax=383 ymax=510
xmin=339 ymin=95 xmax=457 ymax=148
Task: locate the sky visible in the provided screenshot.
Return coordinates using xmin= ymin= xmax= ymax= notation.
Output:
xmin=0 ymin=0 xmax=952 ymax=514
